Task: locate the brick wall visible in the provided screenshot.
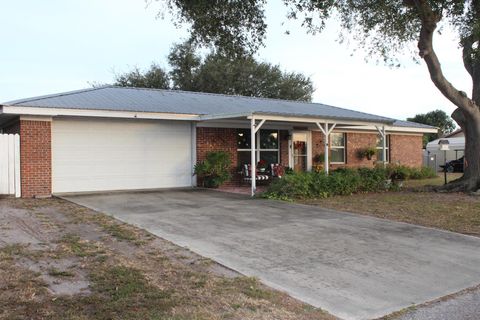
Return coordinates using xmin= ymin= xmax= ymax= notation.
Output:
xmin=19 ymin=120 xmax=52 ymax=198
xmin=311 ymin=131 xmax=423 ymax=169
xmin=390 ymin=134 xmax=423 ymax=167
xmin=196 ymin=127 xmax=424 ymax=186
xmin=279 ymin=130 xmax=289 ymax=167
xmin=196 ymin=127 xmax=290 ymax=186
xmin=312 ymin=131 xmax=378 ymax=169
xmin=311 ymin=131 xmax=324 ymax=158
xmin=196 ymin=127 xmax=238 ymax=186
xmin=344 ymin=132 xmax=378 ymax=168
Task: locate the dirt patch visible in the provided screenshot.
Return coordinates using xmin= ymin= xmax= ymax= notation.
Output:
xmin=0 ymin=197 xmax=336 ymax=320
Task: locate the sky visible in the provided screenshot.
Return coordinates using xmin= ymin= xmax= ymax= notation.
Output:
xmin=0 ymin=0 xmax=472 ymax=121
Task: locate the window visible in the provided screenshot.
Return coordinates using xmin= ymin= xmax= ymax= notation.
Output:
xmin=330 ymin=132 xmax=345 ymax=163
xmin=237 ymin=129 xmax=279 ymax=167
xmin=376 ymin=134 xmax=390 ymax=162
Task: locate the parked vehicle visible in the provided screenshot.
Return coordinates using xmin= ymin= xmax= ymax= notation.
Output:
xmin=440 ymin=156 xmax=464 ymax=173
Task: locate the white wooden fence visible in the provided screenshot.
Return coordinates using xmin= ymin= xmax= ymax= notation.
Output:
xmin=0 ymin=134 xmax=21 ymax=197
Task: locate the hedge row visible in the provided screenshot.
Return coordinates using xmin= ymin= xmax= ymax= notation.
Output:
xmin=262 ymin=165 xmax=436 ymax=200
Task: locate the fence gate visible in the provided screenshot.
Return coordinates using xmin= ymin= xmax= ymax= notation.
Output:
xmin=0 ymin=134 xmax=21 ymax=197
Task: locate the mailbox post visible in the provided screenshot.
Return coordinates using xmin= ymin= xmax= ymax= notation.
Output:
xmin=438 ymin=139 xmax=450 ymax=185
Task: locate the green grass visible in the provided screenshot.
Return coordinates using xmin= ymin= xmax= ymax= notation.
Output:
xmin=230 ymin=277 xmax=273 ymax=300
xmin=59 ymin=234 xmax=102 ymax=257
xmin=102 ymin=224 xmax=137 ymax=241
xmin=82 ymin=265 xmax=176 ymax=319
xmin=403 ymin=172 xmax=463 ymax=189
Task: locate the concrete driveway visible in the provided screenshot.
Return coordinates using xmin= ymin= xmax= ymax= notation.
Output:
xmin=64 ymin=189 xmax=480 ymax=320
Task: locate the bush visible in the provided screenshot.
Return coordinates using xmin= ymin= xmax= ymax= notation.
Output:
xmin=409 ymin=166 xmax=437 ymax=179
xmin=263 ymin=165 xmax=437 ymax=201
xmin=386 ymin=164 xmax=437 ymax=180
xmin=263 ymin=167 xmax=389 ymax=200
xmin=194 ymin=151 xmax=231 ymax=188
xmin=357 ymin=167 xmax=389 ymax=191
xmin=388 ymin=165 xmax=410 ymax=181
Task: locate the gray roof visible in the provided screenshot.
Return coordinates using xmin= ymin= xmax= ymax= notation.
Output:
xmin=3 ymin=86 xmax=434 ymax=128
xmin=391 ymin=119 xmax=437 ymax=129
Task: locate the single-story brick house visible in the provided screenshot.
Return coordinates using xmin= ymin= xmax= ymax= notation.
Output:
xmin=0 ymin=86 xmax=436 ymax=198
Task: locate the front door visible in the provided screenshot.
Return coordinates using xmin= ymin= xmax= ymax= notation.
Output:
xmin=292 ymin=132 xmax=309 ymax=172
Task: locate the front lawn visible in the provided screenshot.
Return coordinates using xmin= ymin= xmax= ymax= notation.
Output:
xmin=302 ymin=173 xmax=480 ymax=237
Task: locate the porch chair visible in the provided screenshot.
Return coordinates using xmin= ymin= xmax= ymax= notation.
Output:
xmin=242 ymin=164 xmax=270 ymax=185
xmin=270 ymin=163 xmax=285 ymax=179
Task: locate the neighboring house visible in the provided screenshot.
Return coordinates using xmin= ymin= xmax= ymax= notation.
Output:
xmin=444 ymin=129 xmax=464 ymax=138
xmin=425 ymin=129 xmax=465 ymax=171
xmin=0 ymin=86 xmax=436 ymax=198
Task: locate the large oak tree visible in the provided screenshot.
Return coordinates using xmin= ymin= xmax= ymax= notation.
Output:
xmin=160 ymin=0 xmax=480 ymax=192
xmin=114 ymin=42 xmax=314 ymax=101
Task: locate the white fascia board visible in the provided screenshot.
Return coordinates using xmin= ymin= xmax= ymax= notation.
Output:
xmin=247 ymin=113 xmax=393 ymax=127
xmin=2 ymin=105 xmax=199 ymax=121
xmin=20 ymin=115 xmax=52 ymax=122
xmin=198 ymin=112 xmax=252 ymax=121
xmin=197 ymin=120 xmax=294 ymax=130
xmin=337 ymin=124 xmax=438 ymax=134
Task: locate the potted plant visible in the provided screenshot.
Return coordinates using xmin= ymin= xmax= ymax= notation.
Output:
xmin=194 ymin=151 xmax=232 ymax=188
xmin=313 ymin=153 xmax=324 ymax=172
xmin=358 ymin=146 xmax=377 ymax=160
xmin=257 ymin=159 xmax=268 ymax=172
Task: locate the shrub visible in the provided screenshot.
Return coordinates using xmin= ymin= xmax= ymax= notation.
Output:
xmin=263 ymin=165 xmax=437 ymax=201
xmin=263 ymin=167 xmax=389 ymax=200
xmin=328 ymin=168 xmax=362 ymax=195
xmin=409 ymin=166 xmax=437 ymax=179
xmin=194 ymin=151 xmax=231 ymax=188
xmin=388 ymin=165 xmax=410 ymax=181
xmin=386 ymin=164 xmax=437 ymax=180
xmin=357 ymin=167 xmax=388 ymax=192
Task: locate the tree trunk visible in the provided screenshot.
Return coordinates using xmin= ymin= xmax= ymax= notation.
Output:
xmin=447 ymin=108 xmax=480 ymax=192
xmin=413 ymin=0 xmax=480 ymax=192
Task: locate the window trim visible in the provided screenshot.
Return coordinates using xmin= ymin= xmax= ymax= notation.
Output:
xmin=330 ymin=132 xmax=346 ymax=164
xmin=237 ymin=129 xmax=280 ymax=164
xmin=376 ymin=134 xmax=390 ymax=163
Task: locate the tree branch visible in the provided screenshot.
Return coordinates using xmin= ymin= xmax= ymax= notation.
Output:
xmin=413 ymin=0 xmax=477 ymax=115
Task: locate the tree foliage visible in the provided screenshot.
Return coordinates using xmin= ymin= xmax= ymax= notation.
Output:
xmin=407 ymin=109 xmax=456 ymax=146
xmin=114 ymin=42 xmax=314 ymax=101
xmin=168 ymin=42 xmax=201 ymax=91
xmin=161 ymin=0 xmax=480 ymax=191
xmin=114 ymin=64 xmax=170 ymax=89
xmin=162 ymin=0 xmax=268 ymax=55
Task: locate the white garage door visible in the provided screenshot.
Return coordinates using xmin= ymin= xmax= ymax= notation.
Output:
xmin=52 ymin=118 xmax=193 ymax=193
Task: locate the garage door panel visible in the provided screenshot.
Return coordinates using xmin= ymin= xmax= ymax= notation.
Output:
xmin=52 ymin=118 xmax=192 ymax=193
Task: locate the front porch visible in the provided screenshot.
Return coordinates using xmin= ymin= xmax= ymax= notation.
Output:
xmin=196 ymin=112 xmax=396 ymax=196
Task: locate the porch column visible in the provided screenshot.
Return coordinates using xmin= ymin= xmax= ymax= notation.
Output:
xmin=316 ymin=122 xmax=336 ymax=175
xmin=376 ymin=125 xmax=387 ymax=168
xmin=250 ymin=117 xmax=266 ymax=196
xmin=251 ymin=117 xmax=256 ymax=196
